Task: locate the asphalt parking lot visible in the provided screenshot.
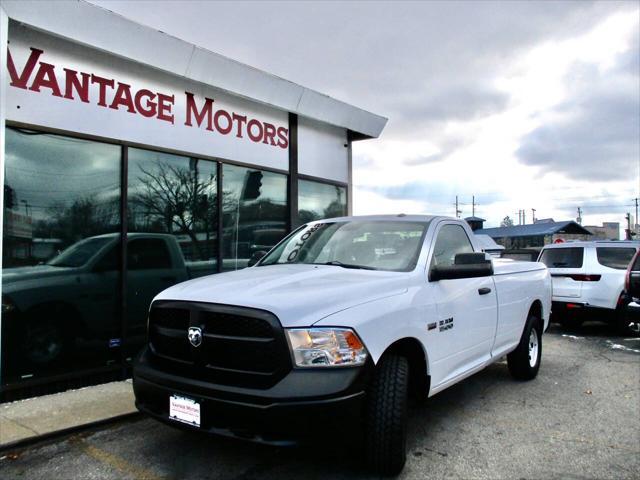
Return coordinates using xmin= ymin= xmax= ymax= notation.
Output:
xmin=1 ymin=323 xmax=638 ymax=480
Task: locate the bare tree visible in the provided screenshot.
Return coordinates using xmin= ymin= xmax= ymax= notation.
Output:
xmin=131 ymin=162 xmax=218 ymax=259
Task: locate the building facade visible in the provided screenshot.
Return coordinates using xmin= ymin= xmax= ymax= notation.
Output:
xmin=0 ymin=1 xmax=386 ymax=398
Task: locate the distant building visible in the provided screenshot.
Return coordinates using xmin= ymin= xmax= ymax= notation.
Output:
xmin=584 ymin=222 xmax=620 ymax=241
xmin=464 ymin=216 xmax=486 ymax=232
xmin=475 ymin=220 xmax=592 ymax=249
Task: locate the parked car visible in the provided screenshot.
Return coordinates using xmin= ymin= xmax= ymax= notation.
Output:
xmin=621 ymin=250 xmax=640 ymax=336
xmin=1 ymin=233 xmax=194 ymax=380
xmin=538 ymin=241 xmax=639 ymax=335
xmin=133 ymin=215 xmax=551 ymax=475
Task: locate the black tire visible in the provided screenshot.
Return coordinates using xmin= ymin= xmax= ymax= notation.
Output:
xmin=365 ymin=355 xmax=409 ymax=476
xmin=507 ymin=315 xmax=542 ymax=380
xmin=616 ymin=303 xmax=640 ymax=337
xmin=23 ymin=306 xmax=74 ymax=366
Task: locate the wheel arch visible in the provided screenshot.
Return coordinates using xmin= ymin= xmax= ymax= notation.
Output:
xmin=529 ymin=299 xmax=544 ymax=330
xmin=380 ymin=337 xmax=430 ymax=399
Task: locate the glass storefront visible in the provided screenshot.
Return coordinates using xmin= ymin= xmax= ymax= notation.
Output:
xmin=2 ymin=128 xmax=122 ymax=383
xmin=125 ymin=148 xmax=218 ymax=356
xmin=298 ymin=179 xmax=347 ymax=223
xmin=221 ymin=164 xmax=288 ymax=271
xmin=1 ymin=127 xmax=349 ymax=393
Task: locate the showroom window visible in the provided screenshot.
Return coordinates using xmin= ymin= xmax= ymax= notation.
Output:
xmin=125 ymin=148 xmax=218 ymax=354
xmin=221 ymin=164 xmax=287 ymax=271
xmin=298 ymin=179 xmax=347 ymax=224
xmin=2 ymin=128 xmax=122 ymax=384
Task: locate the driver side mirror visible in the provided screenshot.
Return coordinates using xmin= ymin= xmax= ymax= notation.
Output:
xmin=248 ymin=250 xmax=267 ymax=267
xmin=430 ymin=252 xmax=493 ymax=281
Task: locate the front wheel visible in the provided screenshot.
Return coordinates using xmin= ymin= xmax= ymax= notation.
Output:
xmin=507 ymin=315 xmax=542 ymax=380
xmin=364 ymin=354 xmax=409 ymax=476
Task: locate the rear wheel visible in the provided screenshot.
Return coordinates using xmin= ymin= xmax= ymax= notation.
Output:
xmin=508 ymin=315 xmax=542 ymax=380
xmin=365 ymin=354 xmax=409 ymax=476
xmin=616 ymin=302 xmax=640 ymax=337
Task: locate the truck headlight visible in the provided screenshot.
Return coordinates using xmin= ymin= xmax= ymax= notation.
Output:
xmin=285 ymin=328 xmax=368 ymax=367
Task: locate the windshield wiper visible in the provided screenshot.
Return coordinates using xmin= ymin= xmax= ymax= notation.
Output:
xmin=321 ymin=261 xmax=377 ymax=270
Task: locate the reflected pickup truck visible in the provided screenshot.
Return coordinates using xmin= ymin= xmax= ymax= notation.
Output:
xmin=133 ymin=215 xmax=551 ymax=475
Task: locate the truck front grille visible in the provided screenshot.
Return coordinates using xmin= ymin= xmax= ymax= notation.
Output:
xmin=147 ymin=301 xmax=291 ymax=389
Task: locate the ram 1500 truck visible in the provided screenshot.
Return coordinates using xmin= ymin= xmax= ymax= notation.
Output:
xmin=133 ymin=215 xmax=552 ymax=475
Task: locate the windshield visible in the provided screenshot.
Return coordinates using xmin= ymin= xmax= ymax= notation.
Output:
xmin=47 ymin=237 xmax=114 ymax=268
xmin=259 ymin=220 xmax=428 ymax=271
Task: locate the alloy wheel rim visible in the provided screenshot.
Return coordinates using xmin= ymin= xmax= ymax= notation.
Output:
xmin=528 ymin=329 xmax=539 ymax=368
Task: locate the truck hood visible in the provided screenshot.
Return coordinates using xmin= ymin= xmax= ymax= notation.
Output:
xmin=154 ymin=263 xmax=409 ymax=327
xmin=2 ymin=265 xmax=77 ymax=285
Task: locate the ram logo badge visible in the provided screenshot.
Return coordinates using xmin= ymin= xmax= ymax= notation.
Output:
xmin=188 ymin=327 xmax=203 ymax=347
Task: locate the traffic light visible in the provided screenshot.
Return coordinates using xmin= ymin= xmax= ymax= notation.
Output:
xmin=4 ymin=185 xmax=16 ymax=210
xmin=242 ymin=171 xmax=263 ymax=201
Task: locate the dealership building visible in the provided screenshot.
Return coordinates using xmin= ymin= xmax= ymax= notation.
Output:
xmin=0 ymin=0 xmax=386 ymax=398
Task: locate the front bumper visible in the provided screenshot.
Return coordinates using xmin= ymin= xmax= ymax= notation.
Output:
xmin=133 ymin=347 xmax=372 ymax=445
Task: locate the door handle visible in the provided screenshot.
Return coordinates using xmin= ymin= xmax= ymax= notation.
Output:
xmin=478 ymin=287 xmax=492 ymax=295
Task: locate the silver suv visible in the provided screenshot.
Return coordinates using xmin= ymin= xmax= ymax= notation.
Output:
xmin=538 ymin=241 xmax=639 ymax=335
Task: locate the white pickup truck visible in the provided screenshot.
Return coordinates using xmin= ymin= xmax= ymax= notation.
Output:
xmin=133 ymin=215 xmax=551 ymax=475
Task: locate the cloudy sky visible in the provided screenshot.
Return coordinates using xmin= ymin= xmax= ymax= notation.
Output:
xmin=90 ymin=0 xmax=639 ymax=231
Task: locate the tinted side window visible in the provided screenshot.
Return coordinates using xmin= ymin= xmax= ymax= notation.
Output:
xmin=633 ymin=252 xmax=640 ymax=271
xmin=596 ymin=248 xmax=636 ymax=270
xmin=128 ymin=239 xmax=171 ymax=270
xmin=539 ymin=248 xmax=584 ymax=268
xmin=430 ymin=224 xmax=474 ymax=269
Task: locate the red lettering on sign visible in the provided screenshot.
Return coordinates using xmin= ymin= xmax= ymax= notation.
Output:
xmin=91 ymin=74 xmax=115 ymax=107
xmin=232 ymin=113 xmax=247 ymax=138
xmin=214 ymin=109 xmax=233 ymax=135
xmin=63 ymin=69 xmax=90 ymax=103
xmin=135 ymin=89 xmax=157 ymax=118
xmin=185 ymin=92 xmax=213 ymax=130
xmin=157 ymin=93 xmax=175 ymax=124
xmin=276 ymin=127 xmax=289 ymax=149
xmin=6 ymin=47 xmax=43 ymax=89
xmin=247 ymin=119 xmax=264 ymax=142
xmin=6 ymin=46 xmax=288 ymax=150
xmin=109 ymin=82 xmax=136 ymax=113
xmin=263 ymin=122 xmax=277 ymax=146
xmin=29 ymin=62 xmax=62 ymax=97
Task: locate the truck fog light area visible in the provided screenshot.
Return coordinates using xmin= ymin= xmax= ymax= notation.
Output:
xmin=285 ymin=328 xmax=368 ymax=367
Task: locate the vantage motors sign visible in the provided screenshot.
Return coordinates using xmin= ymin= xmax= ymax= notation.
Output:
xmin=5 ymin=25 xmax=289 ymax=171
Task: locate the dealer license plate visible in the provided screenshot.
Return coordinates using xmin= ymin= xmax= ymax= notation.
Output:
xmin=169 ymin=395 xmax=201 ymax=427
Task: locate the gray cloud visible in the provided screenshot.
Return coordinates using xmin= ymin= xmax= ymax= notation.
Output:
xmin=517 ymin=35 xmax=640 ymax=181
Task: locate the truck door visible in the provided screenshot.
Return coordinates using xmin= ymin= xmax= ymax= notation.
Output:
xmin=126 ymin=237 xmax=186 ymax=343
xmin=427 ymin=223 xmax=498 ymax=388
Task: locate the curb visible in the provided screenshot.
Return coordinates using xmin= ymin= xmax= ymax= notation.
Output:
xmin=0 ymin=411 xmax=142 ymax=454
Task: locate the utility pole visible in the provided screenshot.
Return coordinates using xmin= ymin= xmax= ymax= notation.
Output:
xmin=634 ymin=198 xmax=638 ymax=234
xmin=626 ymin=212 xmax=632 ymax=240
xmin=577 ymin=207 xmax=582 ymax=225
xmin=472 ymin=196 xmax=475 ymax=217
xmin=531 ymin=208 xmax=536 ymax=223
xmin=454 ymin=195 xmax=462 ymax=218
xmin=522 ymin=210 xmax=526 ymax=224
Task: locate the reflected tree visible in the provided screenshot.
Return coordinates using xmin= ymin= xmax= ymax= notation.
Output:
xmin=130 ymin=161 xmax=220 ymax=259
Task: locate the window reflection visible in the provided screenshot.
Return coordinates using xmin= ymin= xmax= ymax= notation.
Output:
xmin=298 ymin=179 xmax=347 ymax=224
xmin=222 ymin=165 xmax=287 ymax=271
xmin=126 ymin=149 xmax=218 ymax=354
xmin=2 ymin=128 xmax=121 ymax=383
